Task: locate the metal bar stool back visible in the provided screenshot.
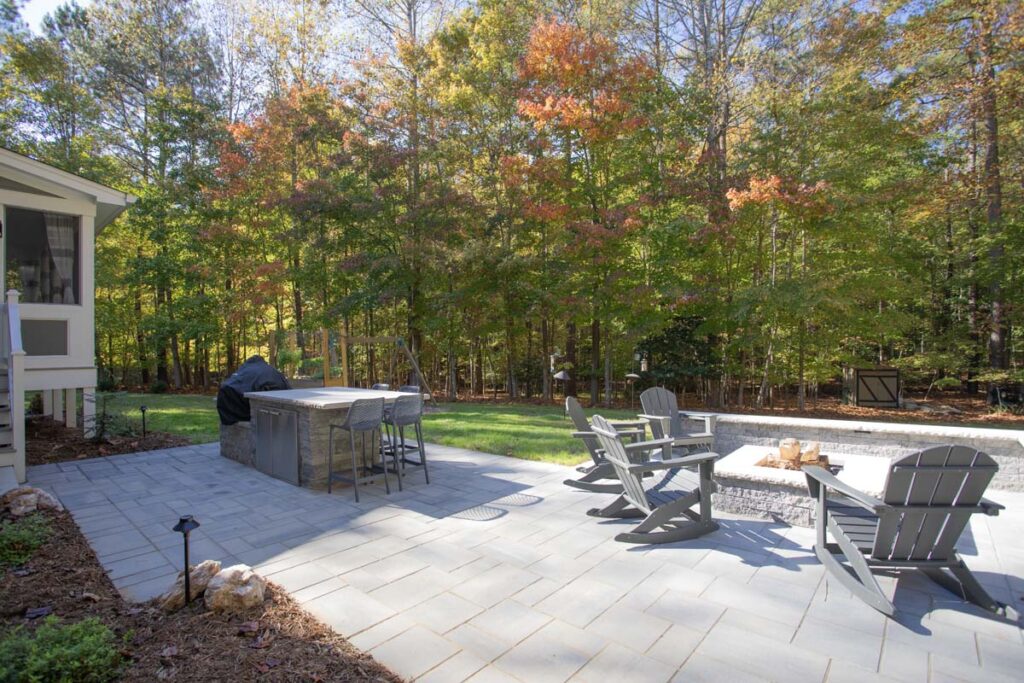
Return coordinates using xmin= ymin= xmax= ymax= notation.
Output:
xmin=328 ymin=397 xmax=387 ymax=502
xmin=384 ymin=394 xmax=428 ymax=490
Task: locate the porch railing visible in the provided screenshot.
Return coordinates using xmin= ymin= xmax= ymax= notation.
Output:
xmin=1 ymin=290 xmax=26 ymax=482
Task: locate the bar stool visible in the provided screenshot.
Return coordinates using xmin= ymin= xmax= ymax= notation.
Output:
xmin=327 ymin=397 xmax=388 ymax=502
xmin=383 ymin=393 xmax=428 ymax=490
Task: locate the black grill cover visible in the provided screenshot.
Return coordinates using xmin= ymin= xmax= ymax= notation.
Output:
xmin=217 ymin=355 xmax=290 ymax=425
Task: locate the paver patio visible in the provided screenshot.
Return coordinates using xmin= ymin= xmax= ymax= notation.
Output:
xmin=26 ymin=442 xmax=1024 ymax=682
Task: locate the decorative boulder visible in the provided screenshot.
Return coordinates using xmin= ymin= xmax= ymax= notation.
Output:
xmin=205 ymin=564 xmax=266 ymax=613
xmin=158 ymin=559 xmax=222 ymax=611
xmin=1 ymin=486 xmax=64 ymax=516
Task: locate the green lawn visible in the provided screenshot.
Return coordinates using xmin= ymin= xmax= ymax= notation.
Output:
xmin=422 ymin=402 xmax=636 ymax=465
xmin=99 ymin=392 xmax=220 ymax=444
xmin=99 ymin=393 xmax=635 ymax=465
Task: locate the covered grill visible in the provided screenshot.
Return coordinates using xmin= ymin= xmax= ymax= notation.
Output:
xmin=217 ymin=355 xmax=290 ymax=425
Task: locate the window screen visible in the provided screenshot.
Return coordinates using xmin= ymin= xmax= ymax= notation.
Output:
xmin=5 ymin=207 xmax=81 ymax=304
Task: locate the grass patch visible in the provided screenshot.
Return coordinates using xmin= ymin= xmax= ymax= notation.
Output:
xmin=0 ymin=513 xmax=50 ymax=568
xmin=98 ymin=393 xmax=219 ymax=444
xmin=96 ymin=394 xmax=635 ymax=465
xmin=421 ymin=402 xmax=636 ymax=466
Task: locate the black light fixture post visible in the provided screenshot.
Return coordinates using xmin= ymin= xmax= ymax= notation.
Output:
xmin=171 ymin=515 xmax=200 ymax=604
xmin=140 ymin=405 xmax=148 ymax=437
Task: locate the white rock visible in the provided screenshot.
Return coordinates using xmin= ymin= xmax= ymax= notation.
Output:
xmin=8 ymin=492 xmax=38 ymax=517
xmin=205 ymin=564 xmax=266 ymax=613
xmin=2 ymin=486 xmax=63 ymax=516
xmin=33 ymin=489 xmax=64 ymax=512
xmin=158 ymin=559 xmax=222 ymax=611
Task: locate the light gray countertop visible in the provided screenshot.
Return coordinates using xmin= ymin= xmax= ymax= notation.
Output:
xmin=243 ymin=387 xmax=409 ymax=410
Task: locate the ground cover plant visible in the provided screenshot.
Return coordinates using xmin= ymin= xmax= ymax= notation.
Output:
xmin=0 ymin=514 xmax=50 ymax=568
xmin=0 ymin=617 xmax=125 ymax=683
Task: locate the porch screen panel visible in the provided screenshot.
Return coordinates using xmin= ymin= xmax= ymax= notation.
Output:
xmin=4 ymin=207 xmax=81 ymax=304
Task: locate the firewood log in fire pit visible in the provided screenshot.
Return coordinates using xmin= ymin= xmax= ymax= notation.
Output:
xmin=759 ymin=439 xmax=829 ymax=471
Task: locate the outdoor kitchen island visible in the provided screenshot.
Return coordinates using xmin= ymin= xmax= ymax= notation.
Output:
xmin=219 ymin=387 xmax=410 ymax=488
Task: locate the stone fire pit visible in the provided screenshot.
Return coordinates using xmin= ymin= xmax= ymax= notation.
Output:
xmin=713 ymin=444 xmax=889 ymax=527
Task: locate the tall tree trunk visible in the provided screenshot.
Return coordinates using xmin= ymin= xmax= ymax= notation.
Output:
xmin=541 ymin=318 xmax=552 ymax=401
xmin=566 ymin=322 xmax=577 ymax=397
xmin=474 ymin=336 xmax=484 ymax=396
xmin=980 ymin=12 xmax=1006 ymax=372
xmin=291 ymin=253 xmax=305 ymax=359
xmin=167 ymin=288 xmax=183 ymax=389
xmin=603 ymin=326 xmax=612 ymax=408
xmin=134 ymin=277 xmax=149 ymax=385
xmin=156 ymin=285 xmax=169 ymax=384
xmin=589 ymin=318 xmax=600 ymax=407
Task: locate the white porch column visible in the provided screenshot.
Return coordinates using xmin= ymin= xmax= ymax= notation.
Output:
xmin=83 ymin=387 xmax=96 ymax=438
xmin=51 ymin=389 xmax=63 ymax=422
xmin=42 ymin=390 xmax=53 ymax=416
xmin=64 ymin=388 xmax=77 ymax=428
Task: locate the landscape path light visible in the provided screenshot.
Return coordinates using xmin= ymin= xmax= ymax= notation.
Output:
xmin=171 ymin=515 xmax=201 ymax=605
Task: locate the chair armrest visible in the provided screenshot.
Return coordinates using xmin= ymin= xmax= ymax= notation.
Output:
xmin=629 ymin=451 xmax=719 ymax=472
xmin=608 ymin=420 xmax=648 ymax=429
xmin=623 ymin=437 xmax=676 ymax=452
xmin=570 ymin=431 xmax=594 ymax=439
xmin=804 ymin=466 xmax=889 ymax=513
xmin=979 ymin=497 xmax=1004 ymax=516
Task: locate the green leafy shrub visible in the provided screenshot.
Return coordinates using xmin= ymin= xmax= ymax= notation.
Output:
xmin=148 ymin=380 xmax=169 ymax=394
xmin=0 ymin=514 xmax=50 ymax=567
xmin=0 ymin=617 xmax=124 ymax=682
xmin=276 ymin=347 xmax=302 ymax=371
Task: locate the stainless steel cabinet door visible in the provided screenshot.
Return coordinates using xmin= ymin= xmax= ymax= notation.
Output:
xmin=254 ymin=407 xmax=299 ymax=485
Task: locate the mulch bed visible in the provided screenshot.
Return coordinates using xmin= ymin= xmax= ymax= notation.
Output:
xmin=26 ymin=417 xmax=191 ymax=467
xmin=1 ymin=510 xmax=401 ymax=682
xmin=694 ymin=394 xmax=1024 ymax=428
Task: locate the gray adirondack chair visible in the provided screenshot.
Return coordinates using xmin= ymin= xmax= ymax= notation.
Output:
xmin=588 ymin=415 xmax=719 ymax=544
xmin=563 ymin=397 xmax=647 ymax=493
xmin=805 ymin=445 xmax=1014 ymax=617
xmin=638 ymin=387 xmax=714 ymax=456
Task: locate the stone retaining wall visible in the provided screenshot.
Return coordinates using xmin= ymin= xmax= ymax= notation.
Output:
xmin=702 ymin=413 xmax=1024 ymax=491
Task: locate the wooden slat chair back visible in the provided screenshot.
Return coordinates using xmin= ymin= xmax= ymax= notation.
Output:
xmin=639 ymin=387 xmax=681 ymax=440
xmin=562 ymin=397 xmax=648 ymax=494
xmin=639 ymin=387 xmax=715 ymax=454
xmin=591 ymin=415 xmax=650 ymax=513
xmin=566 ymin=396 xmax=604 ymax=467
xmin=874 ymin=446 xmax=997 ymax=563
xmin=587 ymin=415 xmax=719 ymax=544
xmin=805 ymin=444 xmax=1014 ymax=618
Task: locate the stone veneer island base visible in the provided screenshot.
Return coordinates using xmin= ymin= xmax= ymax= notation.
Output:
xmin=219 ymin=388 xmax=408 ymax=489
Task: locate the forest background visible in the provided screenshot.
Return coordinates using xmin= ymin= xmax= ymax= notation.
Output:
xmin=1 ymin=0 xmax=1021 ymax=410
